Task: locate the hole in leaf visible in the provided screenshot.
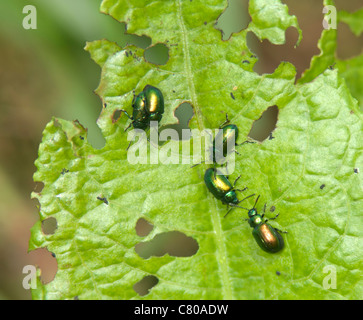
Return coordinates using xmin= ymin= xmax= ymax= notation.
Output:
xmin=335 ymin=0 xmax=363 ymax=12
xmin=248 ymin=106 xmax=278 ymax=142
xmin=41 ymin=217 xmax=57 ymax=235
xmin=135 ymin=231 xmax=199 ymax=259
xmin=118 ymin=21 xmax=152 ymax=49
xmin=246 ymin=27 xmax=303 ymax=76
xmin=135 ymin=218 xmax=154 ymax=237
xmin=337 ymin=22 xmax=363 ymax=60
xmin=144 ymin=43 xmax=169 ymax=65
xmin=133 ymin=275 xmax=159 ymax=297
xmin=215 ymin=0 xmax=250 ymax=40
xmin=160 ymin=102 xmax=194 ymax=141
xmin=27 ymin=248 xmax=58 ymax=284
xmin=112 ymin=110 xmax=122 ymax=123
xmin=33 ymin=181 xmax=44 ymax=193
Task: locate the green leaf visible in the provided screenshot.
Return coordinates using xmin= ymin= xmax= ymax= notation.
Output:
xmin=30 ymin=0 xmax=363 ymax=300
xmin=247 ymin=0 xmax=302 ymax=46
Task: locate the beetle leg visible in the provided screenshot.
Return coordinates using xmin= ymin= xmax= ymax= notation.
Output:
xmin=236 ymin=140 xmax=256 ymax=146
xmin=120 ymin=109 xmax=132 ymax=120
xmin=233 ymin=175 xmax=241 ymax=187
xmin=224 ymin=205 xmax=233 ymax=218
xmin=124 ymin=122 xmax=133 ymax=132
xmin=274 ymin=227 xmax=288 ymax=234
xmin=267 ymin=213 xmax=280 ymax=221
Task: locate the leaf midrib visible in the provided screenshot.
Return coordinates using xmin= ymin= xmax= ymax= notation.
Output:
xmin=177 ymin=0 xmax=233 ymax=299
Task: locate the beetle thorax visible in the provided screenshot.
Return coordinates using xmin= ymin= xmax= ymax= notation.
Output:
xmin=224 ymin=190 xmax=238 ymax=204
xmin=248 ymin=214 xmax=263 ymax=228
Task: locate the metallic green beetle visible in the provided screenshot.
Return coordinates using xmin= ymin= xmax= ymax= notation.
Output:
xmin=213 ymin=114 xmax=240 ymax=164
xmin=226 ymin=195 xmax=287 ymax=253
xmin=191 ymin=114 xmax=253 ymax=170
xmin=204 ymin=168 xmax=254 ymax=214
xmin=121 ymin=85 xmax=164 ymax=131
xmin=143 ymin=85 xmax=164 ymax=122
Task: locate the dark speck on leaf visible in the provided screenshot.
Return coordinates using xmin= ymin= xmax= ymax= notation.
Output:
xmin=79 ymin=136 xmax=84 ymax=140
xmin=270 ymin=206 xmax=275 ymax=212
xmin=230 ymin=92 xmax=235 ymax=100
xmin=276 ymin=271 xmax=281 ymax=276
xmin=97 ymin=196 xmax=109 ymax=205
xmin=61 ymin=168 xmax=69 ymax=175
xmin=242 ymin=60 xmax=250 ymax=64
xmin=320 ymin=184 xmax=326 ymax=190
xmin=354 ymin=168 xmax=359 ymax=174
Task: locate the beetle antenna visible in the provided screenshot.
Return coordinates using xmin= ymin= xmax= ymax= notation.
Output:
xmin=237 ymin=193 xmax=255 ymax=204
xmin=253 ymin=195 xmax=260 ymax=209
xmin=190 ymin=161 xmax=205 ymax=168
xmin=224 ymin=204 xmax=250 ymax=218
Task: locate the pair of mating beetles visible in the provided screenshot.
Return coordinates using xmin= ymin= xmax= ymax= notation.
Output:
xmin=121 ymin=85 xmax=286 ymax=253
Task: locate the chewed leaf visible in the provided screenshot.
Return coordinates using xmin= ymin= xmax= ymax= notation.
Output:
xmin=299 ymin=0 xmax=363 ymax=111
xmin=30 ymin=0 xmax=363 ymax=300
xmin=248 ymin=0 xmax=302 ymax=46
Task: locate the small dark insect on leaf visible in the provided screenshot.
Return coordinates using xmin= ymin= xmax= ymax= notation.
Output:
xmin=51 ymin=252 xmax=56 ymax=258
xmin=276 ymin=271 xmax=281 ymax=276
xmin=354 ymin=168 xmax=359 ymax=174
xmin=61 ymin=168 xmax=69 ymax=175
xmin=97 ymin=196 xmax=109 ymax=205
xmin=230 ymin=92 xmax=235 ymax=100
xmin=320 ymin=184 xmax=326 ymax=189
xmin=242 ymin=60 xmax=250 ymax=64
xmin=270 ymin=206 xmax=275 ymax=212
xmin=329 ymin=63 xmax=336 ymax=70
xmin=79 ymin=136 xmax=84 ymax=140
xmin=269 ymin=133 xmax=275 ymax=140
xmin=204 ymin=21 xmax=207 ymax=25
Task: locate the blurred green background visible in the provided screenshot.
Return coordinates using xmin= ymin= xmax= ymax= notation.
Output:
xmin=0 ymin=0 xmax=361 ymax=299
